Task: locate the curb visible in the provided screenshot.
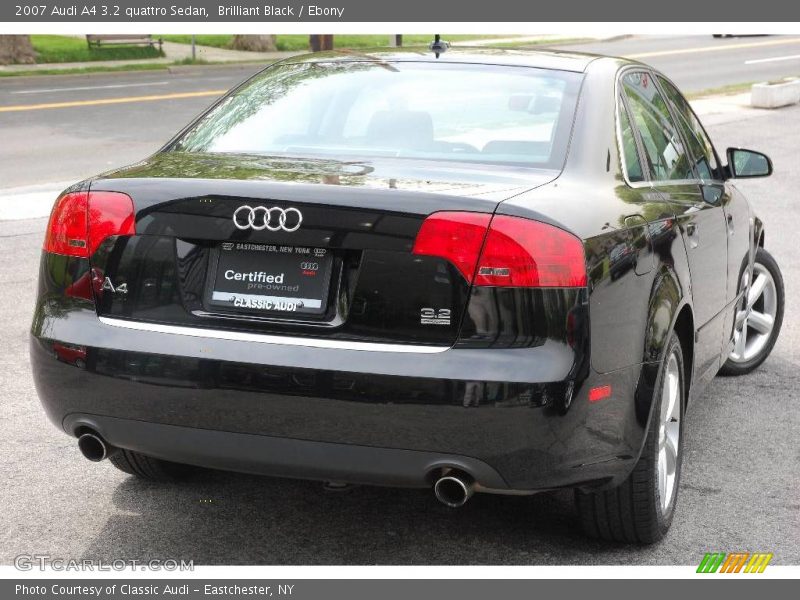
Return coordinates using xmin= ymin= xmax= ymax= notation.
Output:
xmin=599 ymin=34 xmax=635 ymax=43
xmin=166 ymin=61 xmax=272 ymax=75
xmin=0 ymin=61 xmax=273 ymax=84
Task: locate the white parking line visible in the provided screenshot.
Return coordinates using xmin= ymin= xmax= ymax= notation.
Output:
xmin=744 ymin=54 xmax=800 ymax=65
xmin=10 ymin=81 xmax=171 ymax=95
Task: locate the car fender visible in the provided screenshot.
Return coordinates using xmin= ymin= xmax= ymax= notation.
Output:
xmin=634 ymin=262 xmax=692 ymax=431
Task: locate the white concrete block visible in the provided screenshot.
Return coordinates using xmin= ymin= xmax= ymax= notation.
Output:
xmin=751 ymin=79 xmax=800 ymax=109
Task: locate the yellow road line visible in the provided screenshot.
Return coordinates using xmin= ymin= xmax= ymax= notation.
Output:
xmin=627 ymin=37 xmax=800 ymax=59
xmin=0 ymin=90 xmax=226 ymax=113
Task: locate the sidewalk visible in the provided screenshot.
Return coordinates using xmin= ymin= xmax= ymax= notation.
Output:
xmin=0 ymin=41 xmax=301 ymax=74
xmin=160 ymin=40 xmax=300 ymax=63
xmin=692 ymin=92 xmax=753 ymax=116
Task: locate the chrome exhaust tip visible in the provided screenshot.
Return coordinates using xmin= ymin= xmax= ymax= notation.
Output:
xmin=77 ymin=432 xmax=112 ymax=462
xmin=434 ymin=474 xmax=474 ymax=508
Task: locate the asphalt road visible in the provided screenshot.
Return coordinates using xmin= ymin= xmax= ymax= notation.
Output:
xmin=0 ymin=36 xmax=798 ymax=565
xmin=552 ymin=34 xmax=800 ymax=92
xmin=0 ymin=66 xmax=264 ymax=189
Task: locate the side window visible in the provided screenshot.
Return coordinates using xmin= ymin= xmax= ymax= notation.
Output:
xmin=621 ymin=72 xmax=694 ymax=182
xmin=657 ymin=76 xmax=721 ymax=181
xmin=618 ymin=99 xmax=644 ymax=182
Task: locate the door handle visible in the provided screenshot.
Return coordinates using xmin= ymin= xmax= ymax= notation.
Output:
xmin=685 ymin=222 xmax=699 ymax=248
xmin=727 ymin=213 xmax=734 ymax=235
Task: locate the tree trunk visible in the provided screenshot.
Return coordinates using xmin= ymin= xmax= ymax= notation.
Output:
xmin=230 ymin=35 xmax=277 ymax=52
xmin=309 ymin=35 xmax=334 ymax=52
xmin=0 ymin=35 xmax=36 ymax=65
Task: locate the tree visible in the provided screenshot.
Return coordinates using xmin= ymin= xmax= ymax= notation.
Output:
xmin=231 ymin=35 xmax=277 ymax=52
xmin=0 ymin=35 xmax=36 ymax=65
xmin=309 ymin=35 xmax=334 ymax=52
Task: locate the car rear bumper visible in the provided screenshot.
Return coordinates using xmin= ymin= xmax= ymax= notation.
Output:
xmin=31 ymin=308 xmax=653 ymax=492
xmin=62 ymin=413 xmax=511 ymax=490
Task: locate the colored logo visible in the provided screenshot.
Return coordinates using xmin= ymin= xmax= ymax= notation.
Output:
xmin=697 ymin=552 xmax=773 ymax=573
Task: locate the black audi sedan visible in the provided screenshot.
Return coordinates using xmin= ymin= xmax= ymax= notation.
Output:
xmin=31 ymin=46 xmax=784 ymax=544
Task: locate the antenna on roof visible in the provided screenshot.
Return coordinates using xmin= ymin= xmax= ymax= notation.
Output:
xmin=429 ymin=34 xmax=450 ymax=58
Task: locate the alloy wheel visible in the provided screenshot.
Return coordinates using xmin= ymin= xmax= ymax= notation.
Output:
xmin=729 ymin=263 xmax=778 ymax=363
xmin=657 ymin=351 xmax=681 ymax=514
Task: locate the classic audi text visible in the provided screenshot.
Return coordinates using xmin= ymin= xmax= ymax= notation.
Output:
xmin=31 ymin=46 xmax=784 ymax=543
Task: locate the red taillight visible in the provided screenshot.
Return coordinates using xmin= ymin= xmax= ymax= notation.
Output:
xmin=44 ymin=191 xmax=135 ymax=258
xmin=475 ymin=216 xmax=587 ymax=287
xmin=411 ymin=212 xmax=492 ymax=282
xmin=413 ymin=212 xmax=586 ymax=288
xmin=43 ymin=192 xmax=88 ymax=257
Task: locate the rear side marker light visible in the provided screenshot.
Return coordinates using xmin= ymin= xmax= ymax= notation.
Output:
xmin=588 ymin=385 xmax=612 ymax=402
xmin=43 ymin=191 xmax=136 ymax=258
xmin=413 ymin=212 xmax=587 ymax=288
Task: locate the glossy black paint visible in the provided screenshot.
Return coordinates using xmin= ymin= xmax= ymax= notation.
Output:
xmin=31 ymin=48 xmax=767 ymax=493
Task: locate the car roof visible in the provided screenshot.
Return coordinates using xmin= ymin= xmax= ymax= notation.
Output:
xmin=278 ymin=46 xmax=622 ymax=73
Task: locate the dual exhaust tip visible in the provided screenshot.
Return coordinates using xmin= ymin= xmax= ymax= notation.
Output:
xmin=433 ymin=473 xmax=474 ymax=508
xmin=77 ymin=432 xmax=477 ymax=507
xmin=77 ymin=432 xmax=115 ymax=462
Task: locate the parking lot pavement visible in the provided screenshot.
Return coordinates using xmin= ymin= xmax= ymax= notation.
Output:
xmin=1 ymin=100 xmax=798 ymax=566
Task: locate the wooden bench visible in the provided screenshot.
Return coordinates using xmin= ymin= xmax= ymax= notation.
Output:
xmin=86 ymin=35 xmax=163 ymax=51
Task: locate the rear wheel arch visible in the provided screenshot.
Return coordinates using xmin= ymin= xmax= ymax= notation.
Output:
xmin=634 ymin=268 xmax=692 ymax=433
xmin=642 ymin=265 xmax=685 ymax=365
xmin=671 ymin=305 xmax=694 ymax=405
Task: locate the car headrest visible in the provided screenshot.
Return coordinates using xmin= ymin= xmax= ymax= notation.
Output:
xmin=366 ymin=110 xmax=434 ymax=148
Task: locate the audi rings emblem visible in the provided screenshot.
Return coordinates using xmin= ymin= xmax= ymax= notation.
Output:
xmin=233 ymin=205 xmax=303 ymax=232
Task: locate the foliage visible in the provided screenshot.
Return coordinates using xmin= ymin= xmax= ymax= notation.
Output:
xmin=31 ymin=35 xmax=163 ymax=63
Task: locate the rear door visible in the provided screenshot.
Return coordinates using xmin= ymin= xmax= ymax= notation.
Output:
xmin=621 ymin=70 xmax=729 ymax=382
xmin=659 ymin=78 xmax=752 ymax=356
xmin=656 ymin=75 xmax=751 ymax=356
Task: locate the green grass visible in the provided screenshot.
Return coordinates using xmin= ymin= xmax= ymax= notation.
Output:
xmin=161 ymin=34 xmax=509 ymax=52
xmin=685 ymin=82 xmax=757 ymax=100
xmin=31 ymin=35 xmax=164 ymax=63
xmin=685 ymin=77 xmax=799 ymax=99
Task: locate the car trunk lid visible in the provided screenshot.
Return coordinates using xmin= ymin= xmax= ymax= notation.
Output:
xmin=88 ymin=152 xmax=559 ymax=347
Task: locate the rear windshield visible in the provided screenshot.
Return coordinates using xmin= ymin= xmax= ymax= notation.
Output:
xmin=172 ymin=61 xmax=583 ymax=169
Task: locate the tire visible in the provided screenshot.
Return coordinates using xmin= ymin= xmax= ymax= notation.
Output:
xmin=575 ymin=332 xmax=685 ymax=544
xmin=720 ymin=248 xmax=784 ymax=376
xmin=108 ymin=448 xmax=194 ymax=481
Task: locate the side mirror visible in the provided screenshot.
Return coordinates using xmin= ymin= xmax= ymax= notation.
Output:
xmin=726 ymin=148 xmax=773 ymax=178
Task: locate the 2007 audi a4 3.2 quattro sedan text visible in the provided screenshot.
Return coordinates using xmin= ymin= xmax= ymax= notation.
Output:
xmin=31 ymin=45 xmax=784 ymax=543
